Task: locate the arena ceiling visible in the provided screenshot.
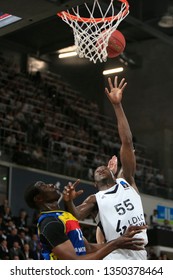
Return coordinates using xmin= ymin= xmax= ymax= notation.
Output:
xmin=0 ymin=0 xmax=173 ymax=58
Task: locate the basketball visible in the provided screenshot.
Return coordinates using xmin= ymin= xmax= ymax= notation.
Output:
xmin=96 ymin=30 xmax=126 ymax=60
xmin=107 ymin=30 xmax=126 ymax=58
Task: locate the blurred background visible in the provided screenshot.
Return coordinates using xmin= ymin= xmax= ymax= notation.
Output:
xmin=0 ymin=0 xmax=173 ymax=260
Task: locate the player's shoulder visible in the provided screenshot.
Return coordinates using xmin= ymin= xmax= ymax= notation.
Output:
xmin=116 ymin=177 xmax=139 ymax=194
xmin=85 ymin=194 xmax=96 ymax=203
xmin=39 ymin=215 xmax=64 ymax=234
xmin=116 ymin=177 xmax=129 ymax=184
xmin=39 ymin=215 xmax=58 ymax=225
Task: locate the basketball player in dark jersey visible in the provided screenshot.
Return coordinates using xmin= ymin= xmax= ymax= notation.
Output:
xmin=24 ymin=180 xmax=146 ymax=260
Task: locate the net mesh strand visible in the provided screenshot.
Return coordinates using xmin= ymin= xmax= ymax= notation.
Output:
xmin=59 ymin=0 xmax=129 ymax=63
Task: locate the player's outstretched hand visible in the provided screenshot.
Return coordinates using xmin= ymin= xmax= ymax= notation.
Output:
xmin=105 ymin=76 xmax=127 ymax=105
xmin=63 ymin=179 xmax=83 ymax=202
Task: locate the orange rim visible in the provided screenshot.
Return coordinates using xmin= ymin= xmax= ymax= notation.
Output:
xmin=57 ymin=0 xmax=129 ymax=23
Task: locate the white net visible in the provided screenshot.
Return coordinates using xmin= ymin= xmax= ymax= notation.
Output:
xmin=58 ymin=0 xmax=129 ymax=63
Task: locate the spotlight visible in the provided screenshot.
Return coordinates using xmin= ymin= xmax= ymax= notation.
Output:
xmin=158 ymin=14 xmax=173 ymax=28
xmin=58 ymin=52 xmax=77 ymax=58
xmin=57 ymin=45 xmax=77 ymax=58
xmin=158 ymin=2 xmax=173 ymax=28
xmin=103 ymin=67 xmax=124 ymax=75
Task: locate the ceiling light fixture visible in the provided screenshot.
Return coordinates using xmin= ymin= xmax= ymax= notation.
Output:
xmin=158 ymin=2 xmax=173 ymax=28
xmin=58 ymin=51 xmax=78 ymax=58
xmin=103 ymin=67 xmax=124 ymax=75
xmin=158 ymin=14 xmax=173 ymax=28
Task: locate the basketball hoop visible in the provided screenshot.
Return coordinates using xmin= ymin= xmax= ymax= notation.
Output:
xmin=57 ymin=0 xmax=129 ymax=63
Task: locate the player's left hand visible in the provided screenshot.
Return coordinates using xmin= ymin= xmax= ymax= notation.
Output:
xmin=107 ymin=155 xmax=118 ymax=175
xmin=63 ymin=179 xmax=83 ymax=202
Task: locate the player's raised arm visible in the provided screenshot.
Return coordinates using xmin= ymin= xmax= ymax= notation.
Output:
xmin=105 ymin=76 xmax=137 ymax=190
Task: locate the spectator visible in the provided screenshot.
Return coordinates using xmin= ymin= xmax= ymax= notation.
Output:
xmin=0 ymin=199 xmax=9 ymax=216
xmin=135 ymin=164 xmax=144 ymax=188
xmin=0 ymin=216 xmax=6 ymax=232
xmin=150 ymin=209 xmax=159 ymax=227
xmin=32 ymin=243 xmax=44 ymax=260
xmin=158 ymin=252 xmax=170 ymax=260
xmin=9 ymin=241 xmax=25 ymax=260
xmin=0 ymin=239 xmax=9 ymax=260
xmin=32 ymin=146 xmax=46 ymax=168
xmin=0 ymin=229 xmax=7 ymax=242
xmin=3 ymin=206 xmax=12 ymax=225
xmin=92 ymin=154 xmax=104 ymax=169
xmin=5 ymin=219 xmax=16 ymax=234
xmin=32 ymin=146 xmax=45 ymax=162
xmin=22 ymin=243 xmax=34 ymax=260
xmin=4 ymin=133 xmax=17 ymax=153
xmin=162 ymin=219 xmax=172 ymax=230
xmin=6 ymin=228 xmax=22 ymax=250
xmin=14 ymin=209 xmax=29 ymax=232
xmin=155 ymin=169 xmax=166 ymax=187
xmin=29 ymin=233 xmax=40 ymax=252
xmin=18 ymin=230 xmax=29 ymax=252
xmin=147 ymin=247 xmax=158 ymax=260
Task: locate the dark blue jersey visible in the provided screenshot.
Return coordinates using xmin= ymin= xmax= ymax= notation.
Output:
xmin=37 ymin=210 xmax=86 ymax=259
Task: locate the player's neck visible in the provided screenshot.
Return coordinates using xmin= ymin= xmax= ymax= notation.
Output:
xmin=40 ymin=202 xmax=60 ymax=211
xmin=97 ymin=179 xmax=115 ymax=191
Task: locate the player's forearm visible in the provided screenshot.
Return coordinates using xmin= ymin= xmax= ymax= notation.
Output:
xmin=113 ymin=103 xmax=133 ymax=144
xmin=85 ymin=241 xmax=105 ymax=254
xmin=79 ymin=239 xmax=119 ymax=260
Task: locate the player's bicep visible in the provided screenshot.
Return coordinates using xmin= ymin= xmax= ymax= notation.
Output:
xmin=76 ymin=195 xmax=97 ymax=219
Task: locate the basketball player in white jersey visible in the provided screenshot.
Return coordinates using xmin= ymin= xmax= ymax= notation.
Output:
xmin=63 ymin=76 xmax=148 ymax=260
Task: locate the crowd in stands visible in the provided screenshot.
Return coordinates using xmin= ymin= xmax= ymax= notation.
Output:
xmin=0 ymin=54 xmax=172 ymax=200
xmin=0 ymin=199 xmax=43 ymax=260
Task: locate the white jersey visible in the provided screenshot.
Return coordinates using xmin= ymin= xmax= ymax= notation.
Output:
xmin=95 ymin=178 xmax=148 ymax=260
